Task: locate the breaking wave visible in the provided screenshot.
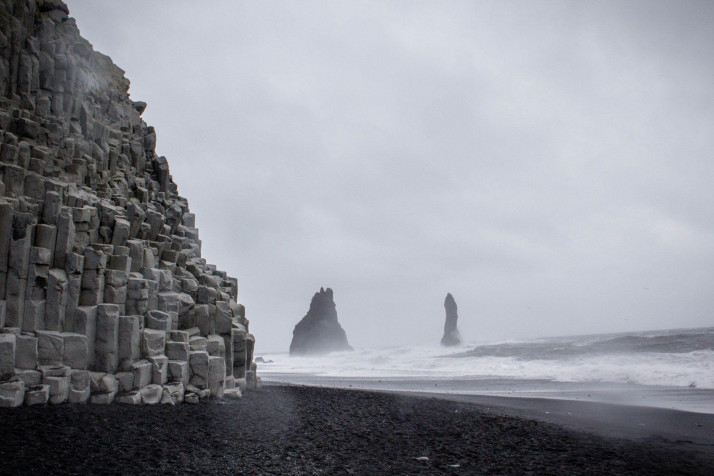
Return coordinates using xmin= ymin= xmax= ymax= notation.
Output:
xmin=259 ymin=327 xmax=714 ymax=389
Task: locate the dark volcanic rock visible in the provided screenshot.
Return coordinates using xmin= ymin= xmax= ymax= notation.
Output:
xmin=290 ymin=288 xmax=352 ymax=355
xmin=0 ymin=0 xmax=256 ymax=405
xmin=440 ymin=293 xmax=461 ymax=346
xmin=1 ymin=386 xmax=712 ymax=475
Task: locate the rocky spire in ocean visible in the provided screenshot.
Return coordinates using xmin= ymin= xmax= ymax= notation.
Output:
xmin=0 ymin=0 xmax=255 ymax=406
xmin=440 ymin=293 xmax=461 ymax=346
xmin=290 ymin=287 xmax=352 ymax=356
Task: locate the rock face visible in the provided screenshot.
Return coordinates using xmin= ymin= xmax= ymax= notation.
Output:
xmin=440 ymin=293 xmax=461 ymax=346
xmin=0 ymin=0 xmax=258 ymax=406
xmin=290 ymin=288 xmax=351 ymax=356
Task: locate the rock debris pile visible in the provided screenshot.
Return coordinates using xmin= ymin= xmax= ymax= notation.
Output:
xmin=0 ymin=0 xmax=256 ymax=407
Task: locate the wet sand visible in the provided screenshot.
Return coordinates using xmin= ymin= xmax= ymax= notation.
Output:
xmin=260 ymin=373 xmax=714 ymax=414
xmin=1 ymin=385 xmax=712 ymax=475
xmin=395 ymin=391 xmax=714 ymax=457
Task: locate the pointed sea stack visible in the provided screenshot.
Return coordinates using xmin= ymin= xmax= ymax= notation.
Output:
xmin=290 ymin=288 xmax=352 ymax=355
xmin=441 ymin=293 xmax=461 ymax=346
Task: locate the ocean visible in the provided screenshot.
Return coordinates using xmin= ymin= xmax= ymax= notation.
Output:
xmin=259 ymin=327 xmax=714 ymax=414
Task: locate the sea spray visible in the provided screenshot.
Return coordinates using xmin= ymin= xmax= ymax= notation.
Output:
xmin=261 ymin=327 xmax=714 ymax=389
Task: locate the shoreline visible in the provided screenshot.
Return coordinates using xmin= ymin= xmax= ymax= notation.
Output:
xmin=264 ymin=380 xmax=714 ymax=459
xmin=259 ymin=372 xmax=714 ymax=414
xmin=1 ymin=384 xmax=713 ymax=474
xmin=387 ymin=389 xmax=714 ymax=457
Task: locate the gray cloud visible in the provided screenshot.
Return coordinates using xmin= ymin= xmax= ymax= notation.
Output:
xmin=68 ymin=0 xmax=714 ymax=351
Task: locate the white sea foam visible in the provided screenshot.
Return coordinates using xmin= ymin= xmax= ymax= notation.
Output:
xmin=259 ymin=340 xmax=714 ymax=389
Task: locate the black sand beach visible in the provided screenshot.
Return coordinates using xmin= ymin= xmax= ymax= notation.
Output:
xmin=1 ymin=385 xmax=713 ymax=475
xmin=399 ymin=390 xmax=714 ymax=451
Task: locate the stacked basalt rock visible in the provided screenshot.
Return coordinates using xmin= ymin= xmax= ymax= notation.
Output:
xmin=0 ymin=0 xmax=257 ymax=407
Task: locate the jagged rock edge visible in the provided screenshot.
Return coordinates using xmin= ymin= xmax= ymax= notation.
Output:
xmin=0 ymin=0 xmax=258 ymax=406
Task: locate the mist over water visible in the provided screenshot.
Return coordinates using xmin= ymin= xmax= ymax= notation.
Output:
xmin=61 ymin=1 xmax=714 ymax=424
xmin=67 ymin=1 xmax=714 ymax=353
xmin=260 ymin=327 xmax=714 ymax=409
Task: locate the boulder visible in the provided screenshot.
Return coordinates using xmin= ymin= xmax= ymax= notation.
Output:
xmin=0 ymin=333 xmax=16 ymax=375
xmin=166 ymin=341 xmax=189 ymax=361
xmin=94 ymin=304 xmax=120 ymax=372
xmin=15 ymin=334 xmax=38 ymax=370
xmin=168 ymin=360 xmax=189 ymax=387
xmin=37 ymin=330 xmax=63 ymax=365
xmin=24 ymin=384 xmax=50 ymax=406
xmin=43 ymin=375 xmax=69 ymax=404
xmin=189 ymin=351 xmax=209 ymax=389
xmin=118 ymin=315 xmax=141 ymax=371
xmin=115 ymin=391 xmax=142 ymax=405
xmin=206 ymin=335 xmax=225 ymax=357
xmin=72 ymin=306 xmax=97 ymax=367
xmin=15 ymin=369 xmax=41 ymax=387
xmin=140 ymin=384 xmax=162 ymax=404
xmin=163 ymin=383 xmax=184 ymax=404
xmin=141 ymin=329 xmax=166 ymax=358
xmin=149 ymin=355 xmax=168 ymax=385
xmin=0 ymin=380 xmax=25 ymax=407
xmin=189 ymin=336 xmax=207 ymax=352
xmin=116 ymin=372 xmax=134 ymax=392
xmin=62 ymin=333 xmax=88 ymax=370
xmin=146 ymin=310 xmax=171 ymax=333
xmin=68 ymin=370 xmax=90 ymax=404
xmin=131 ymin=360 xmax=152 ymax=389
xmin=232 ymin=328 xmax=247 ymax=378
xmin=224 ymin=387 xmax=242 ymax=400
xmin=90 ymin=392 xmax=116 ymax=405
xmin=89 ymin=373 xmax=117 ymax=404
xmin=208 ymin=355 xmax=225 ymax=398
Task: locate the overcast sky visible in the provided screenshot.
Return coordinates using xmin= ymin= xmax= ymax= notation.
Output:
xmin=68 ymin=1 xmax=714 ymax=352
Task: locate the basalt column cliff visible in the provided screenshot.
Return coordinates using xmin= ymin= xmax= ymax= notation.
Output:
xmin=0 ymin=0 xmax=256 ymax=406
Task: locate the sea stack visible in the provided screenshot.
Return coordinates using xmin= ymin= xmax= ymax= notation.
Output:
xmin=440 ymin=293 xmax=461 ymax=346
xmin=0 ymin=0 xmax=255 ymax=406
xmin=290 ymin=288 xmax=352 ymax=356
